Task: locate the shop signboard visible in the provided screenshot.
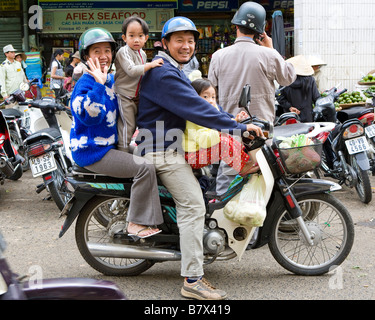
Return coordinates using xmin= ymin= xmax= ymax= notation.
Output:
xmin=254 ymin=0 xmax=294 ymax=10
xmin=42 ymin=9 xmax=173 ymax=33
xmin=0 ymin=0 xmax=20 ymax=11
xmin=38 ymin=0 xmax=177 ymax=9
xmin=178 ymin=0 xmax=238 ymax=11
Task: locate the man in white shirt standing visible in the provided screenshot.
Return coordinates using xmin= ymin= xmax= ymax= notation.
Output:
xmin=0 ymin=44 xmax=28 ymax=103
xmin=208 ymin=2 xmax=296 ymax=195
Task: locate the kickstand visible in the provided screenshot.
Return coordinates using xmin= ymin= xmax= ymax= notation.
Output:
xmin=43 ymin=195 xmax=52 ymax=201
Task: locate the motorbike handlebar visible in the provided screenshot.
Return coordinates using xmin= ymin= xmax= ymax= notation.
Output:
xmin=29 ymin=98 xmax=65 ymax=112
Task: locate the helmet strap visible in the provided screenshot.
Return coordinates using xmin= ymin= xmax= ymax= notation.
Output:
xmin=163 ymin=40 xmax=196 ymax=66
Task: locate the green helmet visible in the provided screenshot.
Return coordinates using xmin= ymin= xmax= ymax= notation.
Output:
xmin=231 ymin=2 xmax=266 ymax=34
xmin=78 ymin=27 xmax=117 ymax=61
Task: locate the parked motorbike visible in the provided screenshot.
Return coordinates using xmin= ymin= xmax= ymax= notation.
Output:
xmin=5 ymin=81 xmax=45 ymax=134
xmin=0 ymin=227 xmax=126 ymax=300
xmin=336 ymin=104 xmax=375 ymax=176
xmin=0 ymin=111 xmax=23 ymax=183
xmin=23 ymin=97 xmax=73 ymax=210
xmin=0 ymin=94 xmax=30 ymax=171
xmin=313 ymin=87 xmax=372 ymax=203
xmin=58 ymin=85 xmax=354 ymax=278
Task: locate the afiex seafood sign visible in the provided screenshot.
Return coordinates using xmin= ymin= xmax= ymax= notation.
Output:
xmin=42 ymin=9 xmax=173 ymax=33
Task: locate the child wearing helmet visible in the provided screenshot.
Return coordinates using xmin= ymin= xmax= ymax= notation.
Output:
xmin=70 ymin=27 xmax=163 ymax=239
xmin=114 ymin=16 xmax=164 ymax=152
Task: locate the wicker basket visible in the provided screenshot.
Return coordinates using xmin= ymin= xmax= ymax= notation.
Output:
xmin=277 ymin=139 xmax=323 ymax=174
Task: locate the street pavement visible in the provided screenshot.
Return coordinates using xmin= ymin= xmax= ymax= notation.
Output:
xmin=0 ymin=170 xmax=374 ymax=301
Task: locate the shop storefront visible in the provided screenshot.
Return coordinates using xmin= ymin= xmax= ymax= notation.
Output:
xmin=38 ymin=0 xmax=176 ymax=66
xmin=176 ymin=0 xmax=294 ymax=75
xmin=251 ymin=0 xmax=294 ymax=58
xmin=37 ymin=0 xmax=294 ymax=72
xmin=176 ymin=0 xmax=239 ymax=76
xmin=0 ymin=0 xmax=23 ymax=52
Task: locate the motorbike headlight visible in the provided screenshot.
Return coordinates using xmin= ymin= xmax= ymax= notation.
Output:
xmin=343 ymin=124 xmax=364 ymax=139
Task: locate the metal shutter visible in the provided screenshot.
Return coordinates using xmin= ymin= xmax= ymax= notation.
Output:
xmin=0 ymin=17 xmax=23 ymax=53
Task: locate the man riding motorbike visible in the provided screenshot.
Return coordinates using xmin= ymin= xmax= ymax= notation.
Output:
xmin=135 ymin=16 xmax=262 ymax=300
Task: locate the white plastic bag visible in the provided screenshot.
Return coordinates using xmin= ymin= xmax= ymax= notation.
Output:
xmin=223 ymin=174 xmax=267 ymax=227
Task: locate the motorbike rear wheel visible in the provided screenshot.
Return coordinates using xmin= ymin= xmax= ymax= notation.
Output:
xmin=75 ymin=196 xmax=155 ymax=276
xmin=9 ymin=129 xmax=29 ymax=171
xmin=349 ymin=155 xmax=372 ymax=204
xmin=45 ymin=159 xmax=72 ymax=211
xmin=268 ymin=193 xmax=354 ymax=276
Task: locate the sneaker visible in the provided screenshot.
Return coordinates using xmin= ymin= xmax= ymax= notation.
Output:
xmin=181 ymin=277 xmax=227 ymax=300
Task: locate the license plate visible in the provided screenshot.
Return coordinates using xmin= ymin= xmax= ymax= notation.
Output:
xmin=365 ymin=124 xmax=375 ymax=138
xmin=345 ymin=136 xmax=370 ymax=155
xmin=30 ymin=152 xmax=57 ymax=177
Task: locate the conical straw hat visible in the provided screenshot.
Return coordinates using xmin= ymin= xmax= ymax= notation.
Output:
xmin=286 ymin=55 xmax=314 ymax=76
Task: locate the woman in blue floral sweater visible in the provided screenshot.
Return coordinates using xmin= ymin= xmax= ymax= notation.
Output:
xmin=70 ymin=27 xmax=163 ymax=238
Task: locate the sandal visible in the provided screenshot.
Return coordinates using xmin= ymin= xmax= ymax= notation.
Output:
xmin=128 ymin=226 xmax=162 ymax=240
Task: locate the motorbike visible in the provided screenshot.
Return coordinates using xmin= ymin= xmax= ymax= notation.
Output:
xmin=0 ymin=227 xmax=126 ymax=300
xmin=0 ymin=109 xmax=23 ymax=183
xmin=5 ymin=81 xmax=45 ymax=134
xmin=313 ymin=87 xmax=372 ymax=203
xmin=23 ymin=97 xmax=73 ymax=211
xmin=336 ymin=104 xmax=375 ymax=176
xmin=58 ymin=85 xmax=354 ymax=278
xmin=0 ymin=95 xmax=30 ymax=173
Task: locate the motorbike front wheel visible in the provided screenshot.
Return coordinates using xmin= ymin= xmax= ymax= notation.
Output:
xmin=75 ymin=196 xmax=155 ymax=276
xmin=268 ymin=193 xmax=354 ymax=276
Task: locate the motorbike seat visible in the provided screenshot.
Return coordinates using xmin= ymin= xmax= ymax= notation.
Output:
xmin=71 ymin=165 xmax=135 ymax=184
xmin=72 ymin=164 xmax=107 ymax=177
xmin=1 ymin=108 xmax=23 ymax=120
xmin=273 ymin=123 xmax=314 ymax=139
xmin=24 ymin=127 xmax=62 ymax=144
xmin=336 ymin=107 xmax=374 ymax=123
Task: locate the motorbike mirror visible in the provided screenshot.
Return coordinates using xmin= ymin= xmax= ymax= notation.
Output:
xmin=19 ymin=82 xmax=29 ymax=91
xmin=239 ymin=84 xmax=252 ymax=117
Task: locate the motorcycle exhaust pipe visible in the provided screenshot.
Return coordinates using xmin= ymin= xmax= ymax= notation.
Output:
xmin=0 ymin=158 xmax=15 ymax=177
xmin=88 ymin=242 xmax=182 ymax=261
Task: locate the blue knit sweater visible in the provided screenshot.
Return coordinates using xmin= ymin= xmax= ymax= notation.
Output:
xmin=69 ymin=73 xmax=118 ymax=167
xmin=136 ymin=53 xmax=247 ymax=155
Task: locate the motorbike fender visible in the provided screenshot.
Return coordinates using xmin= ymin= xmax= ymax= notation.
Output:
xmin=290 ymin=177 xmax=341 ymax=197
xmin=59 ymin=193 xmax=95 ymax=238
xmin=353 ymin=152 xmax=370 ymax=171
xmin=22 ymin=278 xmax=126 ymax=300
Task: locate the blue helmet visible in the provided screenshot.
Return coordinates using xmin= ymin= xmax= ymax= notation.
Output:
xmin=161 ymin=16 xmax=200 ymax=41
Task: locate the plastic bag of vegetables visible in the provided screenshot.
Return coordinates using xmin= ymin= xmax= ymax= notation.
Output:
xmin=224 ymin=174 xmax=266 ymax=227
